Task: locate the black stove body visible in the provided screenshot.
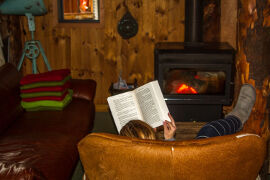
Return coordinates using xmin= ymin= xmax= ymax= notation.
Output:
xmin=154 ymin=42 xmax=235 ymax=122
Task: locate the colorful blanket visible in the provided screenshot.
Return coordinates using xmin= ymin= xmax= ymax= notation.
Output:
xmin=20 ymin=76 xmax=71 ymax=90
xmin=20 ymin=69 xmax=71 ymax=85
xmin=21 ymin=90 xmax=73 ymax=111
xmin=25 ymin=106 xmax=69 ymax=111
xmin=21 ymin=91 xmax=69 ymax=102
xmin=20 ymin=82 xmax=70 ymax=93
xmin=20 ymin=89 xmax=68 ymax=98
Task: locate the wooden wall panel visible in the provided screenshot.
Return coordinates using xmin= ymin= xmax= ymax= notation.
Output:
xmin=203 ymin=0 xmax=220 ymax=42
xmin=20 ymin=0 xmax=185 ymax=106
xmin=18 ymin=0 xmax=220 ymax=107
xmin=221 ymin=0 xmax=237 ymax=48
xmin=0 ymin=15 xmax=22 ymax=66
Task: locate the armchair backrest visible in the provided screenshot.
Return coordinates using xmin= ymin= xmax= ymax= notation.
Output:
xmin=78 ymin=132 xmax=266 ymax=180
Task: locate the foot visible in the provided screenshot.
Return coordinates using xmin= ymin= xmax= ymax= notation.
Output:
xmin=227 ymin=84 xmax=256 ymax=125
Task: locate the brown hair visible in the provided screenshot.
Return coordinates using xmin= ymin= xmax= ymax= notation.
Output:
xmin=120 ymin=120 xmax=156 ymax=140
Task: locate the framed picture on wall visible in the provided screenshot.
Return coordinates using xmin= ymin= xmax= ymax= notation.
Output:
xmin=53 ymin=0 xmax=104 ymax=27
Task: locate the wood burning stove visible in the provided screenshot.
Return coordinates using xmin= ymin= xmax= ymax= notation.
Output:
xmin=154 ymin=42 xmax=235 ymax=122
xmin=154 ymin=0 xmax=235 ymax=122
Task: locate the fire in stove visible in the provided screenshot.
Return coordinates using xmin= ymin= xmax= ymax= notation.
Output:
xmin=176 ymin=84 xmax=198 ymax=94
xmin=164 ymin=69 xmax=226 ymax=95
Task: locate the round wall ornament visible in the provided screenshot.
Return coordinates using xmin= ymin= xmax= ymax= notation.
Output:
xmin=117 ymin=11 xmax=138 ymax=39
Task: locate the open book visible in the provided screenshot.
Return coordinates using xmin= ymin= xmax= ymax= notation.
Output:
xmin=107 ymin=80 xmax=170 ymax=133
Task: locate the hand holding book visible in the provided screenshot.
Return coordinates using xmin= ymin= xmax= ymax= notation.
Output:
xmin=163 ymin=113 xmax=176 ymax=140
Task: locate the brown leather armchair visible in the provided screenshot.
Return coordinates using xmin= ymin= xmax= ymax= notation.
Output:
xmin=78 ymin=93 xmax=269 ymax=180
xmin=78 ymin=132 xmax=266 ymax=180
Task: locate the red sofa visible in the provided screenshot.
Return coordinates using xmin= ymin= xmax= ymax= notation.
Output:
xmin=0 ymin=63 xmax=96 ymax=180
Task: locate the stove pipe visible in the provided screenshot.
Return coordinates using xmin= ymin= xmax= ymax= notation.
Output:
xmin=184 ymin=0 xmax=203 ymax=42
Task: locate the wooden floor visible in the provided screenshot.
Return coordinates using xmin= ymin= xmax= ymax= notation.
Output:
xmin=92 ymin=112 xmax=118 ymax=134
xmin=156 ymin=121 xmax=206 ymax=141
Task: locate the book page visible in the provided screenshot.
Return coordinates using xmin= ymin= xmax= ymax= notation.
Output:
xmin=150 ymin=81 xmax=170 ymax=121
xmin=107 ymin=91 xmax=143 ymax=133
xmin=135 ymin=80 xmax=170 ymax=128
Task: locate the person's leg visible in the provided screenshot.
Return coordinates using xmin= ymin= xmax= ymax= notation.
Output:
xmin=196 ymin=84 xmax=256 ymax=139
xmin=226 ymin=84 xmax=256 ymax=125
xmin=196 ymin=115 xmax=241 ymax=139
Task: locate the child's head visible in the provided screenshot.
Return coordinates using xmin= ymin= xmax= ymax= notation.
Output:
xmin=120 ymin=120 xmax=156 ymax=140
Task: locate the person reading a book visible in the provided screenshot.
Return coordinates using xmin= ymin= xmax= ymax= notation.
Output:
xmin=120 ymin=114 xmax=176 ymax=140
xmin=120 ymin=84 xmax=256 ymax=140
xmin=119 ymin=120 xmax=158 ymax=140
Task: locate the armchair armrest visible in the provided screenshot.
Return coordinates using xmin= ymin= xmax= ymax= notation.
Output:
xmin=70 ymin=79 xmax=96 ymax=102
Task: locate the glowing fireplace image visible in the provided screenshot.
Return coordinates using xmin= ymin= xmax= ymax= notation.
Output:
xmin=79 ymin=0 xmax=92 ymax=13
xmin=60 ymin=0 xmax=99 ymax=21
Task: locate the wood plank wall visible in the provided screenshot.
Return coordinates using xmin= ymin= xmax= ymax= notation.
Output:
xmin=20 ymin=0 xmax=185 ymax=107
xmin=221 ymin=0 xmax=237 ymax=48
xmin=19 ymin=0 xmax=220 ymax=109
xmin=0 ymin=15 xmax=22 ymax=67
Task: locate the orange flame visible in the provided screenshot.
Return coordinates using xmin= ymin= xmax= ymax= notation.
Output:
xmin=176 ymin=84 xmax=198 ymax=94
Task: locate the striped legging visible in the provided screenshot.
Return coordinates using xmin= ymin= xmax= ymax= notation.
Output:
xmin=196 ymin=115 xmax=242 ymax=139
